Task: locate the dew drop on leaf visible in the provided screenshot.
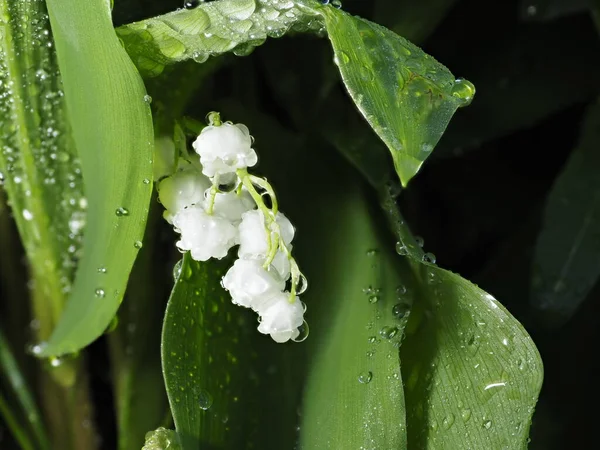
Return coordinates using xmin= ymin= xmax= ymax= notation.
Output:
xmin=95 ymin=288 xmax=105 ymax=298
xmin=198 ymin=389 xmax=213 ymax=410
xmin=358 ymin=371 xmax=372 ymax=384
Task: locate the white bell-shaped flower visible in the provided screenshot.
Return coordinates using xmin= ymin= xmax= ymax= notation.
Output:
xmin=238 ymin=210 xmax=294 ymax=278
xmin=158 ymin=170 xmax=211 ymax=223
xmin=172 ymin=204 xmax=237 ymax=261
xmin=257 ymin=292 xmax=304 ymax=343
xmin=208 ymin=188 xmax=256 ymax=224
xmin=222 ymin=259 xmax=284 ymax=309
xmin=192 ymin=123 xmax=258 ymax=178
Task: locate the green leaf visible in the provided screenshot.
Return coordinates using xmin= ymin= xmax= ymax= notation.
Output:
xmin=319 ymin=7 xmax=474 ymax=186
xmin=39 ymin=0 xmax=154 ymax=356
xmin=162 ymin=254 xmax=258 ymax=449
xmin=300 ymin=183 xmax=408 ymax=449
xmin=116 ymin=0 xmax=321 ymax=77
xmin=400 ymin=262 xmax=544 ymax=449
xmin=531 ymin=100 xmax=600 ymax=325
xmin=379 ymin=194 xmax=544 ymax=449
xmin=0 ymin=0 xmax=84 ymax=339
xmin=0 ymin=329 xmax=50 ymax=450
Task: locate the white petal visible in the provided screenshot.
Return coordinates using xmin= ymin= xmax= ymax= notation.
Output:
xmin=209 ymin=188 xmax=256 ymax=224
xmin=222 ymin=259 xmax=284 ymax=309
xmin=238 ymin=210 xmax=295 ymax=259
xmin=257 ymin=293 xmax=304 ymax=336
xmin=158 ymin=170 xmax=211 ymax=223
xmin=172 ymin=205 xmax=237 ymax=261
xmin=192 ymin=123 xmax=257 ymax=177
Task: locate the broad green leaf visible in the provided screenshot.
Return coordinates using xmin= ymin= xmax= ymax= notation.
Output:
xmin=0 ymin=329 xmax=49 ymax=450
xmin=116 ymin=0 xmax=321 ymax=77
xmin=162 ymin=254 xmax=258 ymax=449
xmin=328 ymin=140 xmax=543 ymax=447
xmin=531 ymin=100 xmax=600 ymax=325
xmin=0 ymin=0 xmax=84 ymax=340
xmin=318 ymin=7 xmax=474 ymax=186
xmin=300 ymin=183 xmax=408 ymax=449
xmin=39 ymin=0 xmax=153 ymax=356
xmin=400 ymin=262 xmax=543 ymax=449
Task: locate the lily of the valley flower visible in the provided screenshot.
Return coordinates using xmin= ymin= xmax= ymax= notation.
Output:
xmin=157 ymin=113 xmax=307 ymax=343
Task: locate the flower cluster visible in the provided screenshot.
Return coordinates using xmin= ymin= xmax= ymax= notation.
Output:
xmin=157 ymin=113 xmax=307 ymax=343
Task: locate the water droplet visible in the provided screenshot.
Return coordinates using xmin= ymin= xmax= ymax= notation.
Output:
xmin=22 ymin=209 xmax=33 ymax=221
xmin=98 ymin=267 xmax=107 ymax=273
xmin=395 ymin=241 xmax=408 ymax=256
xmin=422 ymin=252 xmax=436 ymax=264
xmin=134 ymin=240 xmax=143 ymax=249
xmin=95 ymin=288 xmax=105 ymax=298
xmin=368 ymin=295 xmax=379 ymax=304
xmin=331 ymin=0 xmax=342 ymax=8
xmin=184 ymin=0 xmax=200 ymax=9
xmin=143 ymin=178 xmax=150 ymax=184
xmin=442 ymin=413 xmax=455 ymax=430
xmin=482 ymin=419 xmax=493 ymax=429
xmin=396 ymin=285 xmax=407 ymax=295
xmin=192 ymin=51 xmax=209 ymax=63
xmin=367 ymin=335 xmax=379 ymax=344
xmin=143 ymin=94 xmax=152 ymax=104
xmin=358 ymin=371 xmax=372 ymax=384
xmin=415 ymin=236 xmax=425 ymax=247
xmin=173 ymin=260 xmax=183 ymax=281
xmin=379 ymin=326 xmax=398 ymax=340
xmin=49 ymin=357 xmax=62 ymax=368
xmin=461 ymin=408 xmax=472 ymax=422
xmin=451 ymin=78 xmax=476 ymax=107
xmin=115 ymin=207 xmax=129 ymax=216
xmin=292 ymin=321 xmax=309 ymax=342
xmin=366 ymin=248 xmax=378 ymax=257
xmin=198 ymin=389 xmax=213 ymax=410
xmin=296 ymin=273 xmax=308 ymax=295
xmin=392 ymin=302 xmax=410 ymax=319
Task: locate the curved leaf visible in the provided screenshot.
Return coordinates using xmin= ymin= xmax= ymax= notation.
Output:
xmin=319 ymin=7 xmax=474 ymax=186
xmin=162 ymin=254 xmax=257 ymax=449
xmin=39 ymin=0 xmax=154 ymax=356
xmin=300 ymin=184 xmax=408 ymax=449
xmin=401 ymin=262 xmax=543 ymax=449
xmin=0 ymin=0 xmax=84 ymax=338
xmin=116 ymin=0 xmax=321 ymax=76
xmin=531 ymin=100 xmax=600 ymax=325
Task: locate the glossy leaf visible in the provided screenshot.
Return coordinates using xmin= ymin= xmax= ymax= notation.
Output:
xmin=531 ymin=100 xmax=600 ymax=325
xmin=116 ymin=0 xmax=320 ymax=77
xmin=0 ymin=0 xmax=84 ymax=339
xmin=300 ymin=184 xmax=408 ymax=449
xmin=401 ymin=262 xmax=543 ymax=449
xmin=40 ymin=0 xmax=154 ymax=356
xmin=162 ymin=254 xmax=258 ymax=449
xmin=319 ymin=7 xmax=473 ymax=186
